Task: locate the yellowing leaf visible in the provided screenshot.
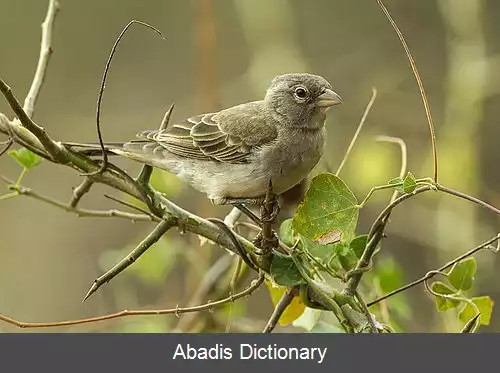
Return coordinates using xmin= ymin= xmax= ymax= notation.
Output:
xmin=266 ymin=281 xmax=306 ymax=326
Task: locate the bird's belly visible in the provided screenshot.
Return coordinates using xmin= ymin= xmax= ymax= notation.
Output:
xmin=166 ymin=129 xmax=326 ymax=201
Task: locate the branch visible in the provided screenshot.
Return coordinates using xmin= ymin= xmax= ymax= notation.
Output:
xmin=436 ymin=184 xmax=500 ymax=216
xmin=0 ymin=175 xmax=156 ymax=222
xmin=69 ymin=177 xmax=93 ymax=208
xmin=0 ymin=79 xmax=67 ymax=163
xmin=85 ymin=20 xmax=164 ymax=177
xmin=376 ymin=135 xmax=407 ymax=203
xmin=367 ymin=234 xmax=500 ymax=307
xmin=83 ymin=217 xmax=177 ymax=301
xmin=0 ymin=274 xmax=264 ymax=329
xmin=23 ymin=0 xmax=59 ymax=119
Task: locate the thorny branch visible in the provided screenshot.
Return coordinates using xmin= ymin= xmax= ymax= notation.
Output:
xmin=0 ymin=274 xmax=264 ymax=329
xmin=367 ymin=234 xmax=500 ymax=307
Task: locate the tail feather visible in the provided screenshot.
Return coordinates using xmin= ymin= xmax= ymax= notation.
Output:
xmin=62 ymin=141 xmax=127 ymax=157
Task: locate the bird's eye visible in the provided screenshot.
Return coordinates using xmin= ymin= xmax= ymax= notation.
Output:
xmin=294 ymin=87 xmax=308 ymax=100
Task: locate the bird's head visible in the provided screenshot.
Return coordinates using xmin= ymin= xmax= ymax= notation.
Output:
xmin=264 ymin=73 xmax=342 ymax=129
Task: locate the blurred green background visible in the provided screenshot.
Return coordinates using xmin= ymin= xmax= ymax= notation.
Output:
xmin=0 ymin=0 xmax=499 ymax=333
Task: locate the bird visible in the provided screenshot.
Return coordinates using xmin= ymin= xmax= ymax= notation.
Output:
xmin=68 ymin=73 xmax=342 ymax=207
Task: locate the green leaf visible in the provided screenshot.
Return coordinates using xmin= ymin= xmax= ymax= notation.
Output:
xmin=279 ymin=219 xmax=295 ymax=247
xmin=388 ymin=177 xmax=405 ymax=193
xmin=402 ymin=172 xmax=417 ymax=193
xmin=8 ymin=148 xmax=42 ymax=169
xmin=447 ymin=257 xmax=476 ymax=291
xmin=292 ymin=173 xmax=359 ymax=243
xmin=350 ymin=235 xmax=368 ymax=259
xmin=300 ymin=235 xmax=342 ymax=265
xmin=270 ymin=255 xmax=304 ymax=286
xmin=431 ymin=281 xmax=462 ymax=311
xmin=459 ymin=296 xmax=494 ymax=326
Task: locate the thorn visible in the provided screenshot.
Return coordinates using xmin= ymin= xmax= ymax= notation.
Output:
xmin=159 ymin=103 xmax=175 ymax=131
xmin=82 ymin=281 xmax=100 ymax=302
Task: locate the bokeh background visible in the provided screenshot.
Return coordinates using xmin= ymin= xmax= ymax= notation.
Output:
xmin=0 ymin=0 xmax=499 ymax=333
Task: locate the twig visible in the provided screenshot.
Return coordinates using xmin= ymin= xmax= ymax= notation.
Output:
xmin=336 ymin=88 xmax=377 ymax=176
xmin=0 ymin=78 xmax=67 ymax=162
xmin=354 ymin=291 xmax=378 ymax=333
xmin=367 ymin=234 xmax=500 ymax=307
xmin=376 ymin=135 xmax=407 ymax=203
xmin=208 ymin=218 xmax=259 ymax=271
xmin=83 ymin=216 xmax=177 ymax=301
xmin=0 ymin=138 xmax=13 ymax=157
xmin=224 ymin=207 xmax=242 ymax=229
xmin=344 ymin=185 xmax=434 ymax=295
xmin=84 ymin=20 xmax=164 ymax=177
xmin=69 ymin=177 xmax=93 ymax=208
xmin=0 ymin=274 xmax=264 ymax=329
xmin=436 ymin=184 xmax=500 ymax=216
xmin=263 ymin=287 xmax=297 ymax=333
xmin=23 ymin=0 xmax=59 ymax=119
xmin=0 ymin=175 xmax=155 ymax=222
xmin=377 ymin=0 xmax=438 ymax=183
xmin=104 ymin=194 xmax=160 ymax=221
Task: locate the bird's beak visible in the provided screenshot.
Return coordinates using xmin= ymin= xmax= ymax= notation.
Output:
xmin=316 ymin=88 xmax=343 ymax=108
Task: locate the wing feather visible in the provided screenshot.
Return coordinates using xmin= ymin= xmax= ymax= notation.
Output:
xmin=131 ymin=101 xmax=277 ymax=163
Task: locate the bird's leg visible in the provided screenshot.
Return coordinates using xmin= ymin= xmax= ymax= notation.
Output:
xmin=253 ymin=180 xmax=280 ymax=256
xmin=260 ymin=199 xmax=280 ymax=224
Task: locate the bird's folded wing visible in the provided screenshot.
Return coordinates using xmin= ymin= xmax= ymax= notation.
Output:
xmin=135 ymin=101 xmax=278 ymax=163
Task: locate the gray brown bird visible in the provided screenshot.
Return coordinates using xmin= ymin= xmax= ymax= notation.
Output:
xmin=70 ymin=73 xmax=342 ymax=205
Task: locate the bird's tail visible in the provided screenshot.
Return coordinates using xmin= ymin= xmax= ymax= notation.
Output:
xmin=63 ymin=141 xmax=130 ymax=156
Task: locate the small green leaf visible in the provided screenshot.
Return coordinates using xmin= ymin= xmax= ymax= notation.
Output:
xmin=431 ymin=281 xmax=462 ymax=311
xmin=350 ymin=235 xmax=368 ymax=259
xmin=459 ymin=296 xmax=494 ymax=326
xmin=8 ymin=148 xmax=41 ymax=169
xmin=447 ymin=257 xmax=476 ymax=291
xmin=279 ymin=219 xmax=295 ymax=247
xmin=388 ymin=177 xmax=405 ymax=193
xmin=270 ymin=255 xmax=304 ymax=286
xmin=293 ymin=173 xmax=359 ymax=242
xmin=402 ymin=172 xmax=417 ymax=193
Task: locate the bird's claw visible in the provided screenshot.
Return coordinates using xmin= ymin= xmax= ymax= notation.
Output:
xmin=260 ymin=199 xmax=280 ymax=224
xmin=252 ymin=230 xmax=279 ymax=253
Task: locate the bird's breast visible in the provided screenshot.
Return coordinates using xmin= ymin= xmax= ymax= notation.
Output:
xmin=258 ymin=127 xmax=326 ymax=195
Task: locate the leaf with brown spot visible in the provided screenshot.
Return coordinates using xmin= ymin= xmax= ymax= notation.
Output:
xmin=314 ymin=230 xmax=342 ymax=245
